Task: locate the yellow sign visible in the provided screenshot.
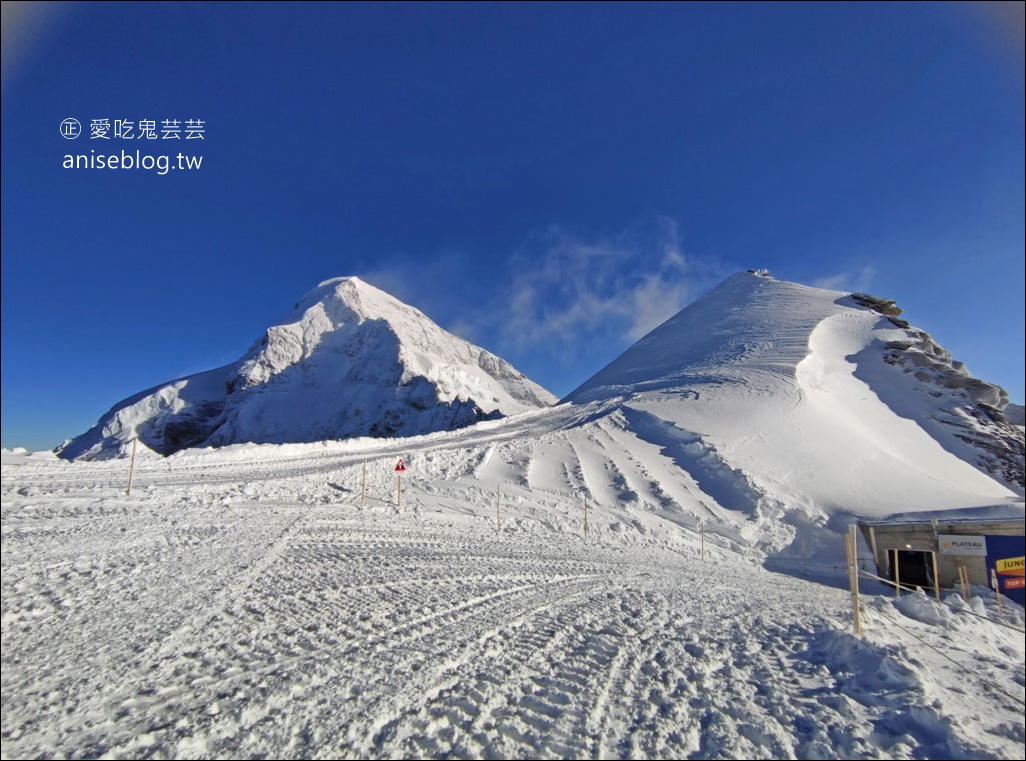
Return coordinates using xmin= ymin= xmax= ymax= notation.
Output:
xmin=996 ymin=557 xmax=1025 ymax=576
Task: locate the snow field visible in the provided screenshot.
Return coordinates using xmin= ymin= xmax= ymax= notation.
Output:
xmin=3 ymin=445 xmax=1023 ymax=760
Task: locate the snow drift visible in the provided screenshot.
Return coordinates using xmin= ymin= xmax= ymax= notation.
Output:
xmin=58 ymin=277 xmax=556 ymax=460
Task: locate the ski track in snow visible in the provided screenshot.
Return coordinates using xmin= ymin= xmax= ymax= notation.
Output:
xmin=3 ymin=446 xmax=1024 ymax=760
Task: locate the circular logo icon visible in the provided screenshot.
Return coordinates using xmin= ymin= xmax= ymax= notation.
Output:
xmin=60 ymin=118 xmax=81 ymax=139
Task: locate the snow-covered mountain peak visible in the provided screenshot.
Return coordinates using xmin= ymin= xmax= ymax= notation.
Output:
xmin=58 ymin=276 xmax=556 ymax=460
xmin=230 ymin=275 xmax=555 ymax=410
xmin=562 ymin=270 xmax=1022 ymax=510
xmin=276 ymin=276 xmax=421 ymax=331
xmin=318 ymin=274 xmax=364 ymax=289
xmin=305 ymin=275 xmax=413 ymax=318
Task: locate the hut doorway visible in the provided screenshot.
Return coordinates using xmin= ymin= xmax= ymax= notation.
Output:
xmin=893 ymin=549 xmax=934 ymax=589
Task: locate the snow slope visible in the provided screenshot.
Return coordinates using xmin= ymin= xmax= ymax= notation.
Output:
xmin=2 ymin=443 xmax=1024 ymax=760
xmin=57 ymin=277 xmax=556 ymax=460
xmin=564 ymin=273 xmax=1023 ymax=518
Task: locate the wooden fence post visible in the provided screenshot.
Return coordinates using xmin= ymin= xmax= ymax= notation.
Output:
xmin=958 ymin=565 xmax=970 ymax=602
xmin=126 ymin=438 xmax=137 ymax=497
xmin=846 ymin=525 xmax=862 ymax=637
xmin=931 ymin=550 xmax=940 ymax=601
xmin=991 ymin=568 xmax=1005 ymax=613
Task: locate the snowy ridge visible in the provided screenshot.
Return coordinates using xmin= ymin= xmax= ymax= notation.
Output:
xmin=57 ymin=277 xmax=556 ymax=460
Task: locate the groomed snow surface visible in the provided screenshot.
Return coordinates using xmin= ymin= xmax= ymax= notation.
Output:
xmin=3 ymin=437 xmax=1023 ymax=760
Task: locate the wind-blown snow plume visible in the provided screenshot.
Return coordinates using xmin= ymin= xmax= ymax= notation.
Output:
xmin=504 ymin=217 xmax=718 ymax=354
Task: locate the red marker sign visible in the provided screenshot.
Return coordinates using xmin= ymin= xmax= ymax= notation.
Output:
xmin=394 ymin=458 xmax=407 ymax=473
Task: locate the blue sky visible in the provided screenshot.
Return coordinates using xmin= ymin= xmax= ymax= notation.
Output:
xmin=2 ymin=1 xmax=1023 ymax=451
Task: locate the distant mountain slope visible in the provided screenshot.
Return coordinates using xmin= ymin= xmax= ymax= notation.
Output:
xmin=58 ymin=277 xmax=556 ymax=460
